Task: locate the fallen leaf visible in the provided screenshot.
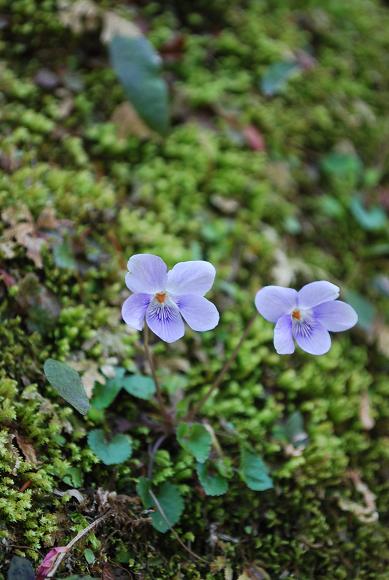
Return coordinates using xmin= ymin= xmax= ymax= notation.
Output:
xmin=338 ymin=470 xmax=378 ymax=523
xmin=111 ymin=102 xmax=153 ymax=139
xmin=101 ymin=10 xmax=140 ymax=43
xmin=15 ymin=433 xmax=38 ymax=465
xmin=37 ymin=208 xmax=59 ymax=229
xmin=58 ymin=0 xmax=100 ymax=34
xmin=70 ymin=360 xmax=105 ymax=398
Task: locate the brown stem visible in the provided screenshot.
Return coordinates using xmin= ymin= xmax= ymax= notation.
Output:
xmin=187 ymin=315 xmax=256 ymax=420
xmin=144 ymin=325 xmax=173 ymax=427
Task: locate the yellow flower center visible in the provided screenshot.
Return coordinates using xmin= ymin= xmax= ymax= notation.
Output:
xmin=292 ymin=309 xmax=301 ymax=321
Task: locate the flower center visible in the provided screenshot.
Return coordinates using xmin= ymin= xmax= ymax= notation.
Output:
xmin=292 ymin=309 xmax=301 ymax=321
xmin=155 ymin=291 xmax=167 ymax=304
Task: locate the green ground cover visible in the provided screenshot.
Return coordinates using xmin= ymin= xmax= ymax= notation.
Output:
xmin=0 ymin=0 xmax=388 ymax=577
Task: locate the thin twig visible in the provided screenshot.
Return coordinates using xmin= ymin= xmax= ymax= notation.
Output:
xmin=143 ymin=326 xmax=172 ymax=427
xmin=187 ymin=315 xmax=256 ymax=420
xmin=47 ymin=511 xmax=111 ymax=578
xmin=148 ymin=490 xmax=208 ymax=564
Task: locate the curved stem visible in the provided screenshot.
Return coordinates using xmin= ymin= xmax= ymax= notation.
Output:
xmin=187 ymin=315 xmax=256 ymax=420
xmin=143 ymin=325 xmax=173 ymax=427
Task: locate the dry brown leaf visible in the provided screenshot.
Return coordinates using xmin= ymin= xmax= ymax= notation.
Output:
xmin=70 ymin=360 xmax=105 ymax=398
xmin=15 ymin=433 xmax=38 ymax=466
xmin=101 ymin=10 xmax=140 ymax=44
xmin=338 ymin=470 xmax=378 ymax=523
xmin=359 ymin=391 xmax=375 ymax=430
xmin=111 ymin=102 xmax=153 ymax=139
xmin=37 ymin=208 xmax=59 ymax=229
xmin=58 ymin=0 xmax=100 ymax=34
xmin=2 ymin=206 xmax=46 ymax=267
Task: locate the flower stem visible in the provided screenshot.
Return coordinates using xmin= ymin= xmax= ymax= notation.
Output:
xmin=187 ymin=315 xmax=256 ymax=420
xmin=143 ymin=325 xmax=173 ymax=427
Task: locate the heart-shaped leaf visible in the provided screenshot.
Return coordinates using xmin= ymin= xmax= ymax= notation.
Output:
xmin=350 ymin=197 xmax=387 ymax=231
xmin=239 ymin=448 xmax=273 ymax=492
xmin=137 ymin=477 xmax=184 ymax=533
xmin=176 ymin=423 xmax=212 ymax=463
xmin=87 ymin=429 xmax=132 ymax=465
xmin=196 ymin=462 xmax=229 ymax=496
xmin=92 ymin=368 xmax=125 ymax=409
xmin=43 ymin=359 xmax=89 ymax=415
xmin=122 ymin=374 xmax=156 ymax=400
xmin=108 ymin=35 xmax=169 ymax=135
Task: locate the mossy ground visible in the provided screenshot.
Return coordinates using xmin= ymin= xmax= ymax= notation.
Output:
xmin=0 ymin=0 xmax=389 ymax=578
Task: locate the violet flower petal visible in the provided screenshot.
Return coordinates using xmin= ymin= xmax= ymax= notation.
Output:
xmin=314 ymin=300 xmax=358 ymax=332
xmin=121 ymin=293 xmax=151 ymax=330
xmin=177 ymin=294 xmax=219 ymax=331
xmin=146 ymin=300 xmax=185 ymax=343
xmin=294 ymin=320 xmax=331 ymax=355
xmin=274 ymin=314 xmax=295 ymax=354
xmin=126 ymin=254 xmax=168 ymax=294
xmin=298 ymin=281 xmax=339 ymax=309
xmin=166 ymin=261 xmax=216 ymax=296
xmin=255 ymin=286 xmax=298 ymax=322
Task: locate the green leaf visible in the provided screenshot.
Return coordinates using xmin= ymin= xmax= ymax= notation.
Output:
xmin=344 ymin=290 xmax=376 ymax=332
xmin=43 ymin=359 xmax=89 ymax=415
xmin=83 ymin=548 xmax=95 ymax=565
xmin=260 ymin=61 xmax=300 ymax=96
xmin=320 ymin=152 xmax=362 ymax=182
xmin=87 ymin=429 xmax=132 ymax=465
xmin=92 ymin=368 xmax=125 ymax=410
xmin=176 ymin=423 xmax=212 ymax=463
xmin=53 ymin=239 xmax=77 ymax=270
xmin=7 ymin=556 xmax=35 ymax=580
xmin=122 ymin=374 xmax=156 ymax=400
xmin=350 ymin=197 xmax=387 ymax=231
xmin=240 ymin=448 xmax=273 ymax=492
xmin=284 ymin=411 xmax=308 ymax=448
xmin=108 ymin=35 xmax=169 ymax=135
xmin=196 ymin=462 xmax=229 ymax=496
xmin=136 ymin=477 xmax=184 ymax=533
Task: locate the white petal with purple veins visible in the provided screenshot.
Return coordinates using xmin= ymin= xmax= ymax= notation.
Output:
xmin=166 ymin=261 xmax=216 ymax=296
xmin=121 ymin=293 xmax=151 ymax=330
xmin=146 ymin=300 xmax=185 ymax=343
xmin=274 ymin=314 xmax=295 ymax=354
xmin=298 ymin=281 xmax=339 ymax=309
xmin=314 ymin=300 xmax=358 ymax=332
xmin=294 ymin=320 xmax=331 ymax=355
xmin=255 ymin=286 xmax=298 ymax=322
xmin=177 ymin=294 xmax=219 ymax=331
xmin=126 ymin=254 xmax=168 ymax=294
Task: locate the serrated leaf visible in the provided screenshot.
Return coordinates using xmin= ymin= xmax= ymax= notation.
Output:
xmin=122 ymin=374 xmax=156 ymax=400
xmin=260 ymin=61 xmax=300 ymax=96
xmin=92 ymin=367 xmax=125 ymax=409
xmin=87 ymin=429 xmax=132 ymax=465
xmin=196 ymin=462 xmax=229 ymax=496
xmin=240 ymin=448 xmax=273 ymax=492
xmin=176 ymin=423 xmax=212 ymax=463
xmin=136 ymin=477 xmax=184 ymax=533
xmin=108 ymin=35 xmax=169 ymax=135
xmin=350 ymin=197 xmax=387 ymax=231
xmin=7 ymin=556 xmax=35 ymax=580
xmin=344 ymin=290 xmax=376 ymax=332
xmin=43 ymin=359 xmax=89 ymax=415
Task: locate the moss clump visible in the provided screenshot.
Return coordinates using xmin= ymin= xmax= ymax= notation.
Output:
xmin=0 ymin=0 xmax=388 ymax=577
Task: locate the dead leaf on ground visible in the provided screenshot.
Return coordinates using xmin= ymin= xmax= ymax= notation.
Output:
xmin=58 ymin=0 xmax=100 ymax=34
xmin=15 ymin=433 xmax=38 ymax=466
xmin=338 ymin=470 xmax=378 ymax=523
xmin=70 ymin=360 xmax=106 ymax=398
xmin=101 ymin=10 xmax=140 ymax=44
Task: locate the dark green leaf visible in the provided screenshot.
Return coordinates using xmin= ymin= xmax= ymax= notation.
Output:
xmin=260 ymin=61 xmax=300 ymax=96
xmin=87 ymin=429 xmax=132 ymax=465
xmin=92 ymin=368 xmax=125 ymax=409
xmin=109 ymin=35 xmax=169 ymax=134
xmin=53 ymin=239 xmax=77 ymax=270
xmin=7 ymin=556 xmax=35 ymax=580
xmin=320 ymin=152 xmax=362 ymax=182
xmin=177 ymin=423 xmax=212 ymax=463
xmin=43 ymin=359 xmax=89 ymax=415
xmin=137 ymin=477 xmax=184 ymax=533
xmin=240 ymin=448 xmax=273 ymax=492
xmin=122 ymin=374 xmax=156 ymax=400
xmin=344 ymin=290 xmax=376 ymax=332
xmin=350 ymin=197 xmax=387 ymax=231
xmin=284 ymin=411 xmax=308 ymax=448
xmin=196 ymin=462 xmax=229 ymax=496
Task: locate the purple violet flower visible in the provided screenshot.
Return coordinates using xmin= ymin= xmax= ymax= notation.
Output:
xmin=255 ymin=281 xmax=358 ymax=355
xmin=122 ymin=254 xmax=219 ymax=343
